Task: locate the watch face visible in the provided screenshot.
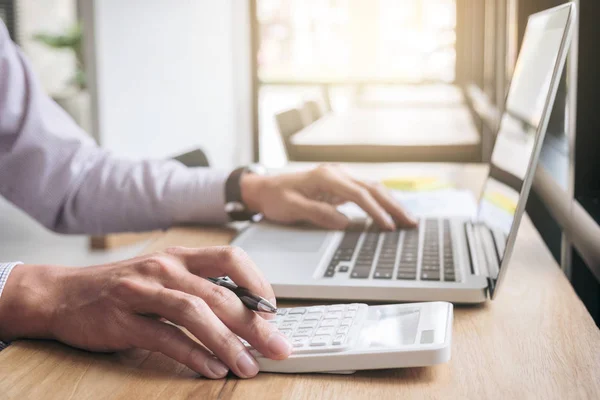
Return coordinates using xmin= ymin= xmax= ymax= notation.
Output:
xmin=225 ymin=202 xmax=246 ymax=213
xmin=247 ymin=164 xmax=267 ymax=176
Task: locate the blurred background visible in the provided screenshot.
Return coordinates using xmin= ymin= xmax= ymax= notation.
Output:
xmin=0 ymin=0 xmax=598 ymax=322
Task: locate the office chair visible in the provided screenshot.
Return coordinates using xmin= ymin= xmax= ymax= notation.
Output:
xmin=275 ymin=108 xmax=305 ymax=161
xmin=302 ymin=100 xmax=323 ymax=125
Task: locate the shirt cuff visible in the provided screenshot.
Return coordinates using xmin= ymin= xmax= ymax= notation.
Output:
xmin=0 ymin=262 xmax=22 ymax=351
xmin=168 ymin=168 xmax=231 ymax=225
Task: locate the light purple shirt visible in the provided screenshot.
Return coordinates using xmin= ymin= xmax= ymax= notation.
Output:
xmin=0 ymin=22 xmax=231 ymax=346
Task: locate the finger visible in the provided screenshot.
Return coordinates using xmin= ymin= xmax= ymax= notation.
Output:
xmin=288 ymin=192 xmax=350 ymax=229
xmin=155 ymin=270 xmax=291 ymax=360
xmin=132 ymin=285 xmax=261 ymax=378
xmin=355 ymin=180 xmax=418 ymax=228
xmin=164 ymin=246 xmax=276 ymax=307
xmin=131 ymin=316 xmax=229 ymax=379
xmin=315 ymin=169 xmax=396 ymax=230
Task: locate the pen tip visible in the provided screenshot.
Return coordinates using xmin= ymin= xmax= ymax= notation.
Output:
xmin=257 ymin=301 xmax=277 ymax=314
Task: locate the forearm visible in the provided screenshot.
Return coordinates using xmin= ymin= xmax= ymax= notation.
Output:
xmin=0 ymin=23 xmax=230 ymax=234
xmin=51 ymin=153 xmax=231 ymax=234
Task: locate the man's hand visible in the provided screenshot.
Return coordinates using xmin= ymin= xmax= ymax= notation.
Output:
xmin=241 ymin=164 xmax=418 ymax=230
xmin=0 ymin=247 xmax=292 ymax=379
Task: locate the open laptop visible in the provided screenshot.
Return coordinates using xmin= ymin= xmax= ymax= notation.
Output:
xmin=233 ymin=3 xmax=576 ymax=303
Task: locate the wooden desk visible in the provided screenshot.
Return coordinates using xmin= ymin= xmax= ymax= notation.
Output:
xmin=291 ymin=108 xmax=481 ymax=163
xmin=1 ymin=164 xmax=599 ymax=400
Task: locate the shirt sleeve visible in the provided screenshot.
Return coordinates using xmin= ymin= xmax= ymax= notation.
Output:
xmin=0 ymin=262 xmax=21 ymax=351
xmin=0 ymin=22 xmax=230 ymax=234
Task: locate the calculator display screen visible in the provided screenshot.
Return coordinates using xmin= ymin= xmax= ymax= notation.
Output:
xmin=361 ymin=309 xmax=420 ymax=347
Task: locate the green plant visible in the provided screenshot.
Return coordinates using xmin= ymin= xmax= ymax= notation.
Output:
xmin=33 ymin=23 xmax=86 ymax=91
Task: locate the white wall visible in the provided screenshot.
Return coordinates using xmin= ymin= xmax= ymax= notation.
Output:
xmin=83 ymin=0 xmax=252 ymax=168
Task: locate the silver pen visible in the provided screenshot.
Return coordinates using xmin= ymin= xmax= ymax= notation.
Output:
xmin=205 ymin=277 xmax=277 ymax=313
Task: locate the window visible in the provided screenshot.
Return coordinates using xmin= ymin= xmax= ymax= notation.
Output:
xmin=257 ymin=0 xmax=456 ymax=84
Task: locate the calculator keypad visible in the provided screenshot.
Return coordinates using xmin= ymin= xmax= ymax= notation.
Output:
xmin=241 ymin=304 xmax=368 ymax=355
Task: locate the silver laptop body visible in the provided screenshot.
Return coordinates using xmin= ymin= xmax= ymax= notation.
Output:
xmin=233 ymin=3 xmax=575 ymax=303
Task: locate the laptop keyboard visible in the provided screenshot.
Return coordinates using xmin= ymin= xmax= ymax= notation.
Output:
xmin=323 ymin=219 xmax=456 ymax=282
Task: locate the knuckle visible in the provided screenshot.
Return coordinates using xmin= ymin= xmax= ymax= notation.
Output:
xmin=139 ymin=252 xmax=175 ymax=276
xmin=218 ymin=246 xmax=248 ymax=264
xmin=164 ymin=246 xmax=185 ymax=256
xmin=153 ymin=325 xmax=179 ymax=348
xmin=216 ymin=331 xmax=243 ymax=354
xmin=179 ymin=295 xmax=208 ymax=318
xmin=355 ymin=187 xmax=370 ymax=202
xmin=369 ymin=181 xmax=385 ymax=191
xmin=110 ymin=277 xmax=143 ymax=300
xmin=314 ymin=164 xmax=332 ymax=177
xmin=246 ymin=315 xmax=270 ymax=340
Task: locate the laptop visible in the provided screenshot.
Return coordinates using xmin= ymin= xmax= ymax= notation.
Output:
xmin=233 ymin=3 xmax=576 ymax=304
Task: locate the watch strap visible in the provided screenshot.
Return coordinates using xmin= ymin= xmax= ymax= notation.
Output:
xmin=225 ymin=167 xmax=258 ymax=221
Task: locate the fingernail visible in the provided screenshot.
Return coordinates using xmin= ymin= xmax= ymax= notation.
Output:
xmin=385 ymin=215 xmax=396 ymax=230
xmin=269 ymin=297 xmax=277 ymax=308
xmin=205 ymin=357 xmax=229 ymax=378
xmin=267 ymin=332 xmax=293 ymax=358
xmin=236 ymin=351 xmax=259 ymax=377
xmin=409 ymin=214 xmax=419 ymax=226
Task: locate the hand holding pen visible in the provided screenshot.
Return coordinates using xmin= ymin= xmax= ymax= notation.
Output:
xmin=206 ymin=277 xmax=277 ymax=314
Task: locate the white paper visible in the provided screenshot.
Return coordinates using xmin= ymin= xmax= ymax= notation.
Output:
xmin=338 ymin=188 xmax=478 ymax=219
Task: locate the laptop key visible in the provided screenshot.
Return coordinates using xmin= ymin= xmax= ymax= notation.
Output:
xmin=421 ymin=271 xmax=441 ymax=281
xmin=373 ymin=271 xmax=392 ymax=279
xmin=338 ymin=265 xmax=349 ymax=273
xmin=324 ymin=269 xmax=335 ymax=277
xmin=397 ymin=272 xmax=416 ymax=280
xmin=351 ymin=270 xmax=370 ymax=279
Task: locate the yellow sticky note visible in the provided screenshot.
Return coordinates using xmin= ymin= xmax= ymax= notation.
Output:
xmin=382 ymin=177 xmax=453 ymax=192
xmin=483 ymin=191 xmax=517 ymax=213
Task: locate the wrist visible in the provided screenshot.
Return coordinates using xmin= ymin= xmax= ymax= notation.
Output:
xmin=240 ymin=172 xmax=269 ymax=214
xmin=0 ymin=264 xmax=67 ymax=341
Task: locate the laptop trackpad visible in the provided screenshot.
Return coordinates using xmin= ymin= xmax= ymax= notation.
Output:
xmin=237 ymin=225 xmax=330 ymax=253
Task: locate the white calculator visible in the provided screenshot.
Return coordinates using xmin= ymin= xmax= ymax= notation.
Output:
xmin=243 ymin=301 xmax=453 ymax=374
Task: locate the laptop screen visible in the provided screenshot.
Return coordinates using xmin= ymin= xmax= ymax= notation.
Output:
xmin=475 ymin=4 xmax=573 ymax=296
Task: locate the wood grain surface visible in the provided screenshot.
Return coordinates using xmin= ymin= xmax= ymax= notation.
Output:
xmin=1 ymin=164 xmax=598 ymax=400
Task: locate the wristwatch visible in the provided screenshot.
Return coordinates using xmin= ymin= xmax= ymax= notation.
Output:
xmin=224 ymin=164 xmax=266 ymax=221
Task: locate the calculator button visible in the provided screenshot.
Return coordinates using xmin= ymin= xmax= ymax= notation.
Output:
xmin=291 ymin=337 xmax=308 ymax=348
xmin=276 ymin=309 xmax=288 ymax=316
xmin=310 ymin=336 xmax=330 ymax=346
xmin=337 ymin=326 xmax=349 ymax=335
xmin=332 ymin=334 xmax=346 ymax=345
xmin=298 ymin=322 xmax=318 ymax=329
xmin=324 ymin=312 xmax=342 ymax=319
xmin=319 ymin=319 xmax=338 ymax=327
xmin=315 ymin=327 xmax=336 ymax=336
xmin=284 ymin=315 xmax=302 ymax=322
xmin=293 ymin=328 xmax=314 ymax=337
xmin=340 ymin=318 xmax=353 ymax=326
xmin=288 ymin=308 xmax=307 ymax=315
xmin=303 ymin=313 xmax=322 ymax=321
xmin=279 ymin=329 xmax=293 ymax=337
xmin=279 ymin=321 xmax=297 ymax=330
